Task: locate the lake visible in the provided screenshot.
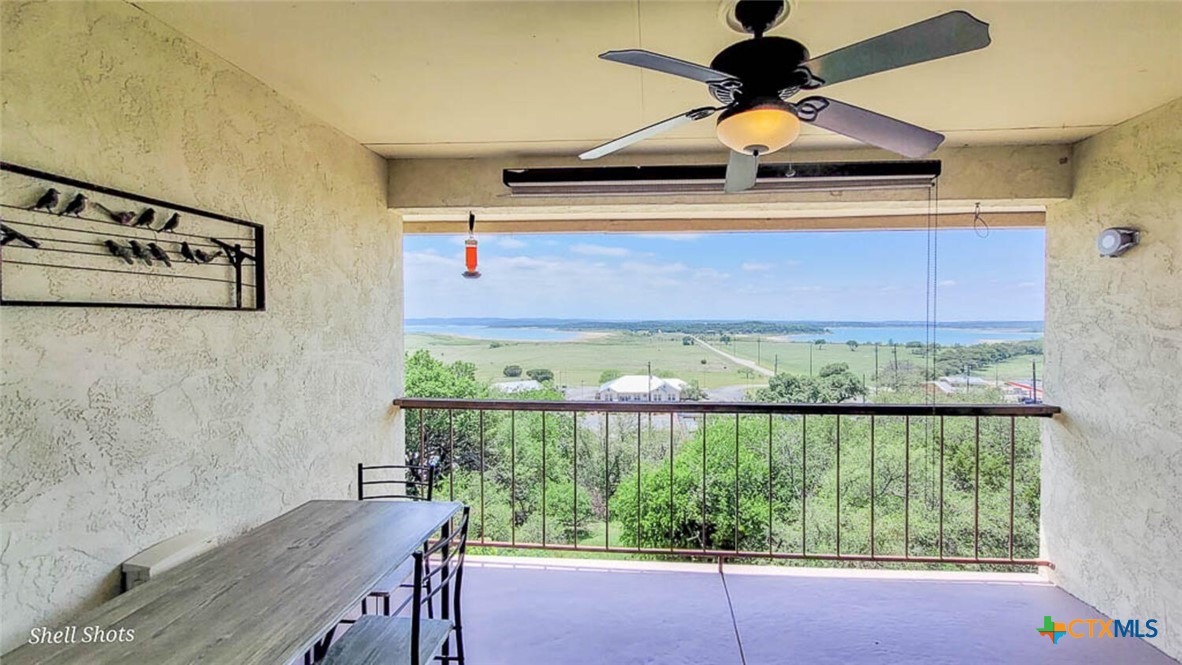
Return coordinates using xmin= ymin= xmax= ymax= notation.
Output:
xmin=407 ymin=323 xmax=1041 ymax=346
xmin=406 ymin=324 xmax=584 ymax=341
xmin=780 ymin=326 xmax=1042 ymax=345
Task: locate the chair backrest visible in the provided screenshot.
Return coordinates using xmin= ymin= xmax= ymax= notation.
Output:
xmin=406 ymin=507 xmax=470 ymax=665
xmin=357 ymin=463 xmax=435 ymax=501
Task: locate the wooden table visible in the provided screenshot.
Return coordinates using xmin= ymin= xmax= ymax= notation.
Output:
xmin=4 ymin=499 xmax=463 ymax=665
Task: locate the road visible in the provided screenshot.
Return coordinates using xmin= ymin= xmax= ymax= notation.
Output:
xmin=690 ymin=336 xmax=775 ymax=378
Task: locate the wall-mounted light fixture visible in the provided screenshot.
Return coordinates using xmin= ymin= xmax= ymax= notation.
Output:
xmin=462 ymin=212 xmax=481 ymax=279
xmin=1097 ymin=227 xmax=1140 ymax=258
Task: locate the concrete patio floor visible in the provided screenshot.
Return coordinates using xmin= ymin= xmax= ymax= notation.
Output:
xmin=460 ymin=557 xmax=1177 ymax=665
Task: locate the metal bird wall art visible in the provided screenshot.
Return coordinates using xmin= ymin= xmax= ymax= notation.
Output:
xmin=60 ymin=193 xmax=88 ymax=217
xmin=160 ymin=213 xmax=180 ymax=233
xmin=104 ymin=239 xmax=135 ymax=265
xmin=127 ymin=239 xmax=153 ymax=265
xmin=147 ymin=242 xmax=172 ymax=267
xmin=93 ymin=202 xmax=136 ymax=225
xmin=180 ymin=241 xmax=198 ymax=263
xmin=133 ymin=208 xmax=156 ymax=228
xmin=193 ymin=248 xmax=222 ymax=264
xmin=1 ymin=223 xmax=40 ymax=248
xmin=30 ymin=188 xmax=61 ymax=213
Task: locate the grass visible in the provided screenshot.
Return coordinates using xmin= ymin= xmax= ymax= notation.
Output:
xmin=407 ymin=332 xmax=762 ymax=389
xmin=408 ymin=331 xmax=1044 ymax=391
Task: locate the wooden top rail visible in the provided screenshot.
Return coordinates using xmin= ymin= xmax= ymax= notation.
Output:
xmin=393 ymin=398 xmax=1060 ymax=418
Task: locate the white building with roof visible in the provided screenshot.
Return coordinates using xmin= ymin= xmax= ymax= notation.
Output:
xmin=597 ymin=375 xmax=688 ymax=402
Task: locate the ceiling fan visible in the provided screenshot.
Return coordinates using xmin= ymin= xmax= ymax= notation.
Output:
xmin=579 ymin=1 xmax=991 ymax=192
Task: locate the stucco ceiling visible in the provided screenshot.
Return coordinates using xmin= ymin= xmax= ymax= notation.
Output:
xmin=141 ymin=1 xmax=1182 ymax=158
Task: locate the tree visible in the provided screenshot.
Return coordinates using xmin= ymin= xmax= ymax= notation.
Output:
xmin=682 ymin=336 xmax=694 ymax=346
xmin=681 ymin=380 xmax=705 ymax=401
xmin=599 ymin=369 xmax=622 ymax=384
xmin=526 ymin=368 xmax=554 ymax=383
xmin=814 ymin=339 xmax=827 ymax=350
xmin=405 ymin=350 xmax=487 ymax=472
xmin=753 ymin=364 xmax=866 ymax=403
xmin=847 ymin=340 xmax=859 ymax=352
xmin=719 ymin=334 xmax=732 ymax=343
xmin=503 ymin=365 xmax=522 ymax=377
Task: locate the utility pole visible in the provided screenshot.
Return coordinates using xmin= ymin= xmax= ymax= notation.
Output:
xmin=809 ymin=343 xmax=813 ymax=376
xmin=774 ymin=354 xmax=779 ymax=375
xmin=756 ymin=337 xmax=762 ymax=367
xmin=647 ymin=361 xmax=652 ymax=401
xmin=1031 ymin=360 xmax=1039 ymax=403
xmin=874 ymin=343 xmax=879 ymax=392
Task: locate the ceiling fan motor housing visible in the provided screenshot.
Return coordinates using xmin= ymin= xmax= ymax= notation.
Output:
xmin=709 ymin=37 xmax=811 ymax=106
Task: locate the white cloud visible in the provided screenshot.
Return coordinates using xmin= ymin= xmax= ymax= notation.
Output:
xmin=570 ymin=243 xmax=630 ymax=257
xmin=496 ymin=237 xmax=527 ymax=249
xmin=741 ymin=262 xmax=773 ymax=272
xmin=939 ymin=279 xmax=958 ymax=287
xmin=634 ymin=233 xmax=704 ymax=242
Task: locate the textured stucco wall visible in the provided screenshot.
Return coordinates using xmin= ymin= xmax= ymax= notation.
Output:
xmin=0 ymin=1 xmax=402 ymax=652
xmin=1043 ymin=97 xmax=1182 ymax=660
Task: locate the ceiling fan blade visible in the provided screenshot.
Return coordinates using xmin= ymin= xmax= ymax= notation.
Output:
xmin=801 ymin=11 xmax=990 ymax=88
xmin=580 ymin=107 xmax=719 ymax=160
xmin=724 ymin=150 xmax=759 ymax=193
xmin=793 ymin=96 xmax=944 ymax=158
xmin=600 ymin=49 xmax=739 ymax=86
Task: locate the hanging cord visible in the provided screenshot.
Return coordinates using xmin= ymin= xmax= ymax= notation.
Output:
xmin=972 ymin=202 xmax=990 ymax=238
xmin=468 ymin=211 xmax=476 ymax=237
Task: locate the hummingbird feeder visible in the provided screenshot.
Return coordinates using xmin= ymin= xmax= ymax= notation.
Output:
xmin=462 ymin=212 xmax=481 ymax=279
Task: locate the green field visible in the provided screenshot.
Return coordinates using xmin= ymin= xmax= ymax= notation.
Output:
xmin=407 ymin=331 xmax=1043 ymax=391
xmin=722 ymin=335 xmax=1042 ymax=385
xmin=407 ymin=332 xmax=758 ymax=389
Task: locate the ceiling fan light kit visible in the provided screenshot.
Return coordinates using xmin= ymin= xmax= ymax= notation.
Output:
xmin=716 ymin=103 xmax=801 ymax=155
xmin=580 ymin=0 xmax=991 ymax=192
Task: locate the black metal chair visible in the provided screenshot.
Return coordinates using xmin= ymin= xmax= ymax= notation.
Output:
xmin=357 ymin=462 xmax=436 ymax=502
xmin=358 ymin=462 xmax=436 ymax=617
xmin=321 ymin=507 xmax=470 ymax=665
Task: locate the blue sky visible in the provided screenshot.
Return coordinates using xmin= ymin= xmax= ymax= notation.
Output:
xmin=404 ymin=229 xmax=1045 ymax=322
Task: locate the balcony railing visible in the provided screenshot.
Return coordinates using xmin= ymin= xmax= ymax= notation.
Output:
xmin=394 ymin=398 xmax=1060 ymax=568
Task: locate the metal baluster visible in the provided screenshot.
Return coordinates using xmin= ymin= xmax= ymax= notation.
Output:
xmin=605 ymin=413 xmax=610 ymax=549
xmin=1009 ymin=416 xmax=1016 ymax=561
xmin=669 ymin=412 xmax=675 ymax=552
xmin=701 ymin=413 xmax=707 ymax=551
xmin=542 ymin=411 xmax=547 ymax=547
xmin=904 ymin=416 xmax=910 ymax=560
xmin=768 ymin=414 xmax=773 ymax=555
xmin=974 ymin=416 xmax=980 ymax=561
xmin=801 ymin=414 xmax=807 ymax=555
xmin=448 ymin=410 xmax=455 ymax=501
xmin=573 ymin=411 xmax=579 ymax=549
xmin=938 ymin=416 xmax=945 ymax=560
xmin=637 ymin=412 xmax=642 ymax=553
xmin=419 ymin=409 xmax=426 ymax=496
xmin=734 ymin=413 xmax=740 ymax=552
xmin=479 ymin=411 xmax=485 ymax=544
xmin=836 ymin=415 xmax=841 ymax=556
xmin=511 ymin=410 xmax=516 ymax=547
xmin=870 ymin=415 xmax=876 ymax=559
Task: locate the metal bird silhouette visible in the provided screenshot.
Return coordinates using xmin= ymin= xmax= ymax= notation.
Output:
xmin=1 ymin=223 xmax=40 ymax=248
xmin=134 ymin=208 xmax=156 ymax=228
xmin=209 ymin=238 xmax=255 ymax=263
xmin=194 ymin=248 xmax=222 ymax=264
xmin=147 ymin=242 xmax=172 ymax=267
xmin=30 ymin=188 xmax=61 ymax=213
xmin=160 ymin=213 xmax=180 ymax=232
xmin=128 ymin=239 xmax=153 ymax=265
xmin=60 ymin=193 xmax=88 ymax=217
xmin=180 ymin=241 xmax=198 ymax=263
xmin=93 ymin=202 xmax=136 ymax=225
xmin=104 ymin=239 xmax=135 ymax=264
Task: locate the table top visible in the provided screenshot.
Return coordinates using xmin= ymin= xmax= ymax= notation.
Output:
xmin=4 ymin=499 xmax=463 ymax=665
